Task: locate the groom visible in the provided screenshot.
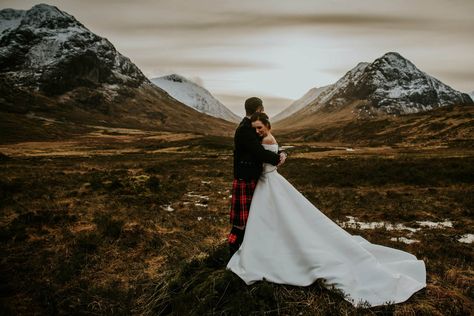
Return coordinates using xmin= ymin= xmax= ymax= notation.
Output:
xmin=228 ymin=97 xmax=286 ymax=255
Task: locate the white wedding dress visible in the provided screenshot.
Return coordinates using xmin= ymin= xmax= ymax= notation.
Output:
xmin=227 ymin=144 xmax=426 ymax=307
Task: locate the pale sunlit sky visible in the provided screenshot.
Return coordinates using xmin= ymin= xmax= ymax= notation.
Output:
xmin=1 ymin=0 xmax=474 ymax=117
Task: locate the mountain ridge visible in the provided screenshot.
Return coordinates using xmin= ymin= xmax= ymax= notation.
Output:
xmin=272 ymin=85 xmax=332 ymax=122
xmin=0 ymin=4 xmax=235 ymax=141
xmin=275 ymin=52 xmax=473 ymax=130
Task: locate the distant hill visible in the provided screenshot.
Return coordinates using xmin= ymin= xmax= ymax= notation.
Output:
xmin=151 ymin=74 xmax=240 ymax=123
xmin=272 ymin=85 xmax=331 ymax=122
xmin=277 ymin=102 xmax=474 ymax=147
xmin=0 ymin=4 xmax=234 ymax=142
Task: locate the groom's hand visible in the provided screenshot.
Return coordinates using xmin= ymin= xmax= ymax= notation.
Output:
xmin=277 ymin=152 xmax=287 ymax=167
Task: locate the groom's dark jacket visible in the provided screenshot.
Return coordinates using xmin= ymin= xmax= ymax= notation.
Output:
xmin=233 ymin=117 xmax=280 ymax=180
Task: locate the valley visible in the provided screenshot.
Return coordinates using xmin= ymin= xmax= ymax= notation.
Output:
xmin=1 ymin=130 xmax=472 ymax=315
xmin=1 ymin=4 xmax=473 ymax=315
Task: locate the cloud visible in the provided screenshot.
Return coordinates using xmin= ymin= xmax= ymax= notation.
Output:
xmin=138 ymin=57 xmax=276 ymax=73
xmin=90 ymin=12 xmax=434 ymax=33
xmin=2 ymin=0 xmax=473 ymax=97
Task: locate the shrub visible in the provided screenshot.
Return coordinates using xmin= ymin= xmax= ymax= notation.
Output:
xmin=93 ymin=213 xmax=124 ymax=239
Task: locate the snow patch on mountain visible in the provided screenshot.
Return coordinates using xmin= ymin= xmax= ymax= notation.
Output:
xmin=151 ymin=74 xmax=240 ymax=122
xmin=0 ymin=4 xmax=147 ymax=95
xmin=314 ymin=62 xmax=370 ymax=111
xmin=0 ymin=9 xmax=25 ymax=37
xmin=304 ymin=52 xmax=472 ymax=116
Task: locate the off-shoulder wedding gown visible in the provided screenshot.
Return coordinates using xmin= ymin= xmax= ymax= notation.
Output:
xmin=227 ymin=143 xmax=426 ymax=307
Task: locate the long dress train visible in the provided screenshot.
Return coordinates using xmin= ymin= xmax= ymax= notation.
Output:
xmin=227 ymin=144 xmax=426 ymax=307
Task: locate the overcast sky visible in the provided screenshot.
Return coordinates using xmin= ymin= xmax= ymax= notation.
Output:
xmin=2 ymin=0 xmax=473 ymax=116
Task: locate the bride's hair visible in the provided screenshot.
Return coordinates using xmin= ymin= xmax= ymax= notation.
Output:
xmin=250 ymin=112 xmax=271 ymax=129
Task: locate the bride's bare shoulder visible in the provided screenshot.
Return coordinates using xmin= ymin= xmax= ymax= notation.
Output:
xmin=262 ymin=134 xmax=277 ymax=145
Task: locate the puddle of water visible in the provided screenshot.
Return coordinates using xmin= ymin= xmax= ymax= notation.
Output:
xmin=187 ymin=192 xmax=209 ymax=200
xmin=385 ymin=223 xmax=419 ymax=233
xmin=390 ymin=237 xmax=420 ymax=244
xmin=416 ymin=220 xmax=453 ymax=228
xmin=339 ymin=216 xmax=453 ymax=233
xmin=340 ymin=216 xmax=419 ymax=232
xmin=162 ymin=205 xmax=174 ymax=212
xmin=458 ymin=234 xmax=474 ymax=244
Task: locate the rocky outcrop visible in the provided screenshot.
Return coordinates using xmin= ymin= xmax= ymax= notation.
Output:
xmin=307 ymin=52 xmax=473 ymax=116
xmin=0 ymin=4 xmax=147 ymax=96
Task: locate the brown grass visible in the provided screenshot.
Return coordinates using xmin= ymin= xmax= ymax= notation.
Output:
xmin=0 ymin=132 xmax=472 ymax=315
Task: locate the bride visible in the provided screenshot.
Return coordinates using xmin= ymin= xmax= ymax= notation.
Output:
xmin=226 ymin=112 xmax=426 ymax=307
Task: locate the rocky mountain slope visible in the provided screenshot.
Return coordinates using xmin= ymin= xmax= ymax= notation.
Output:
xmin=151 ymin=74 xmax=240 ymax=123
xmin=0 ymin=4 xmax=146 ymax=95
xmin=272 ymin=85 xmax=331 ymax=122
xmin=276 ymin=52 xmax=473 ymax=130
xmin=0 ymin=4 xmax=234 ymax=142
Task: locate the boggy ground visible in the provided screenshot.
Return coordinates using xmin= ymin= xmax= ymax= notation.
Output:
xmin=0 ymin=129 xmax=473 ymax=315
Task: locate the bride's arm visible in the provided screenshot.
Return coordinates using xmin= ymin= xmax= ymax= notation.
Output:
xmin=262 ymin=134 xmax=287 ymax=165
xmin=241 ymin=128 xmax=280 ymax=165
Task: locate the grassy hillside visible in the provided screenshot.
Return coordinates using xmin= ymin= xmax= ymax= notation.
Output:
xmin=275 ymin=104 xmax=474 ymax=148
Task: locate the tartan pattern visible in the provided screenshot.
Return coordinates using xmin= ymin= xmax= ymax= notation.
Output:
xmin=229 ymin=178 xmax=257 ymax=226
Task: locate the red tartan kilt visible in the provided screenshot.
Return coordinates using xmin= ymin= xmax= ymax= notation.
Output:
xmin=229 ymin=179 xmax=257 ymax=226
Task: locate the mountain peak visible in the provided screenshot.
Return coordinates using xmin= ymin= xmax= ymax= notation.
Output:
xmin=0 ymin=4 xmax=147 ymax=95
xmin=22 ymin=4 xmax=80 ymax=29
xmin=162 ymin=74 xmax=187 ymax=83
xmin=370 ymin=51 xmax=418 ymax=74
xmin=381 ymin=51 xmax=405 ymax=61
xmin=30 ymin=3 xmax=63 ymax=15
xmin=284 ymin=51 xmax=473 ymax=119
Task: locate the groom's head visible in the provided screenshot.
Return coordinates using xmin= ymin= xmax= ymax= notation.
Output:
xmin=245 ymin=97 xmax=264 ymax=116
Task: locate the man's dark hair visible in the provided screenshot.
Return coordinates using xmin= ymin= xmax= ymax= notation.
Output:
xmin=250 ymin=112 xmax=271 ymax=129
xmin=245 ymin=97 xmax=263 ymax=116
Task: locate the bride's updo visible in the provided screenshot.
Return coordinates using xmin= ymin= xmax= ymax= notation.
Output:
xmin=250 ymin=112 xmax=271 ymax=129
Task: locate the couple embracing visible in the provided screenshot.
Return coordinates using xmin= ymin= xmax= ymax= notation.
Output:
xmin=225 ymin=97 xmax=426 ymax=307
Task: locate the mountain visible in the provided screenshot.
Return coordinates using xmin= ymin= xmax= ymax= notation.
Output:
xmin=272 ymin=85 xmax=331 ymax=122
xmin=0 ymin=4 xmax=147 ymax=96
xmin=151 ymin=74 xmax=240 ymax=123
xmin=276 ymin=52 xmax=473 ymax=130
xmin=469 ymin=91 xmax=474 ymax=102
xmin=0 ymin=4 xmax=234 ymax=142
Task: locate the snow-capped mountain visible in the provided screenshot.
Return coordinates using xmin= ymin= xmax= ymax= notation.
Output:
xmin=0 ymin=4 xmax=234 ymax=136
xmin=151 ymin=74 xmax=240 ymax=122
xmin=285 ymin=52 xmax=472 ymax=121
xmin=469 ymin=91 xmax=474 ymax=102
xmin=0 ymin=4 xmax=147 ymax=95
xmin=272 ymin=85 xmax=331 ymax=122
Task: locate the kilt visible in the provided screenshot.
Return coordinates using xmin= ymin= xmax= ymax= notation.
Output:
xmin=229 ymin=178 xmax=257 ymax=226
